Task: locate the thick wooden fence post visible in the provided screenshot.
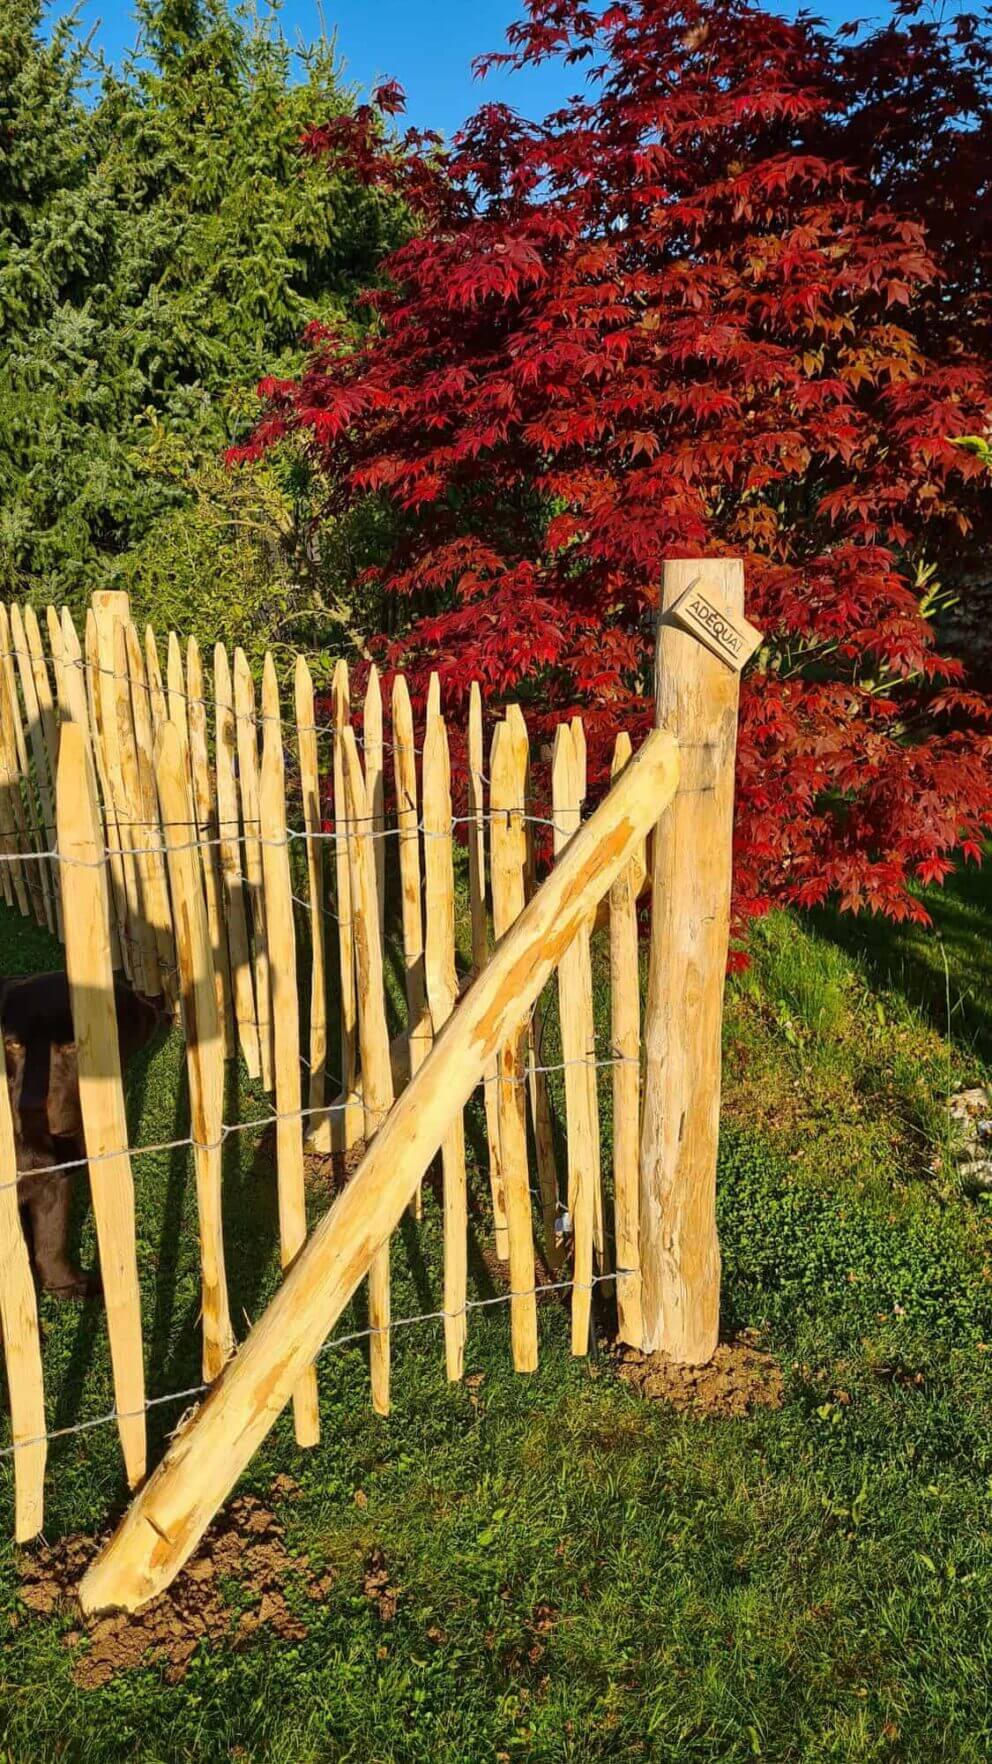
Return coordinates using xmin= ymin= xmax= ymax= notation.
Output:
xmin=79 ymin=725 xmax=680 ymax=1613
xmin=639 ymin=558 xmax=757 ymax=1363
xmin=57 ymin=722 xmax=146 ymax=1486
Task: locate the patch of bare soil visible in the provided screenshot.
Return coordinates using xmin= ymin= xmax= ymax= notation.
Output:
xmin=14 ymin=1480 xmax=334 ymax=1689
xmin=361 ymin=1547 xmax=400 ymax=1622
xmin=611 ymin=1328 xmax=783 ymax=1417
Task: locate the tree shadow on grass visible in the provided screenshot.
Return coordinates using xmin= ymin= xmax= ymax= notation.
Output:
xmin=809 ymin=861 xmax=992 ymax=1071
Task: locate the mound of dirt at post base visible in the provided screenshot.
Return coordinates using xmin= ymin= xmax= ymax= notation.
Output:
xmin=14 ymin=1479 xmax=335 ymax=1688
xmin=611 ymin=1328 xmax=784 ymax=1417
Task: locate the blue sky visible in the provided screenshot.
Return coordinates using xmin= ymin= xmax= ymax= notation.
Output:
xmin=61 ymin=0 xmax=884 ymax=138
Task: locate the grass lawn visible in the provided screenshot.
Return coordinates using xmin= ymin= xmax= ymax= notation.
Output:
xmin=2 ymin=863 xmax=992 ymax=1762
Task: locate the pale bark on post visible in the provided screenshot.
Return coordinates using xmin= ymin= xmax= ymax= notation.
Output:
xmin=467 ymin=682 xmax=505 ymax=1258
xmin=233 ymin=649 xmax=273 ymax=1092
xmin=639 ymin=558 xmax=744 ymax=1363
xmin=551 ymin=725 xmax=598 ymax=1356
xmin=259 ymin=655 xmax=320 ymax=1446
xmin=79 ymin=725 xmax=680 ymax=1615
xmin=340 ymin=728 xmax=393 ymax=1415
xmin=214 ymin=645 xmax=260 ymax=1078
xmin=609 ymin=733 xmax=642 ymax=1347
xmin=295 ymin=657 xmax=329 ymax=1148
xmin=0 ymin=1052 xmax=46 ymax=1540
xmin=56 ymin=722 xmax=146 ymax=1486
xmin=422 ymin=710 xmax=467 ymax=1382
xmin=488 ymin=720 xmax=538 ymax=1372
xmin=155 ymin=722 xmax=235 ymax=1382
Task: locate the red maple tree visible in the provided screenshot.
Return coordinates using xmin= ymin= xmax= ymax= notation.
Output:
xmin=235 ymin=0 xmax=992 ymax=926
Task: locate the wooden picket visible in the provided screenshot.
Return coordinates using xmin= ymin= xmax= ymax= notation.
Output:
xmin=467 ymin=685 xmax=506 ymax=1257
xmin=391 ymin=675 xmax=431 ymax=1092
xmin=0 ymin=612 xmax=33 ymax=919
xmin=187 ymin=638 xmax=233 ymax=1051
xmin=21 ymin=605 xmax=62 ymax=940
xmin=234 ymin=648 xmax=273 ymax=1092
xmin=552 ymin=725 xmax=597 ymax=1356
xmin=363 ymin=663 xmax=386 ymax=940
xmin=0 ymin=1055 xmax=46 ymax=1540
xmin=331 ymin=660 xmax=360 ymax=1149
xmin=87 ymin=604 xmax=135 ymax=983
xmin=123 ymin=622 xmax=176 ymax=1003
xmin=259 ymin=656 xmax=321 ymax=1446
xmin=155 ymin=721 xmax=235 ymax=1382
xmin=610 ymin=733 xmax=643 ymax=1347
xmin=215 ymin=644 xmax=261 ymax=1079
xmin=341 ymin=726 xmax=393 ymax=1414
xmin=4 ymin=603 xmax=52 ymax=928
xmin=295 ymin=656 xmax=329 ymax=1146
xmin=570 ymin=716 xmax=608 ymax=1281
xmin=56 ymin=722 xmax=146 ymax=1487
xmin=422 ymin=708 xmax=467 ymax=1382
xmin=489 ymin=720 xmax=538 ymax=1373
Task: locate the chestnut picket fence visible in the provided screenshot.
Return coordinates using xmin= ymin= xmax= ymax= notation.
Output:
xmin=0 ymin=562 xmax=749 ymax=1614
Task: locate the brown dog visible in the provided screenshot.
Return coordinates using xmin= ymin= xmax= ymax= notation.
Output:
xmin=2 ymin=972 xmax=164 ymax=1298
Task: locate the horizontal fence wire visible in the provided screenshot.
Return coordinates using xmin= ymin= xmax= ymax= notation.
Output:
xmin=0 ymin=1270 xmax=630 ymax=1461
xmin=0 ymin=1050 xmax=637 ymax=1192
xmin=0 ymin=808 xmax=568 ymax=869
xmin=0 ymin=643 xmax=428 ymax=748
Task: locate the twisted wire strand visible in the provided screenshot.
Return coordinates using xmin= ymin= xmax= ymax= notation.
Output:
xmin=0 ymin=1269 xmax=631 ymax=1460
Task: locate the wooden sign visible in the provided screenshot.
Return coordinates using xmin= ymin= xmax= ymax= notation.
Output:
xmin=666 ymin=579 xmax=763 ymax=671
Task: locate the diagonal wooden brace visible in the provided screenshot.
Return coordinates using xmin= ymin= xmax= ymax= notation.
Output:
xmin=79 ymin=727 xmax=680 ymax=1614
